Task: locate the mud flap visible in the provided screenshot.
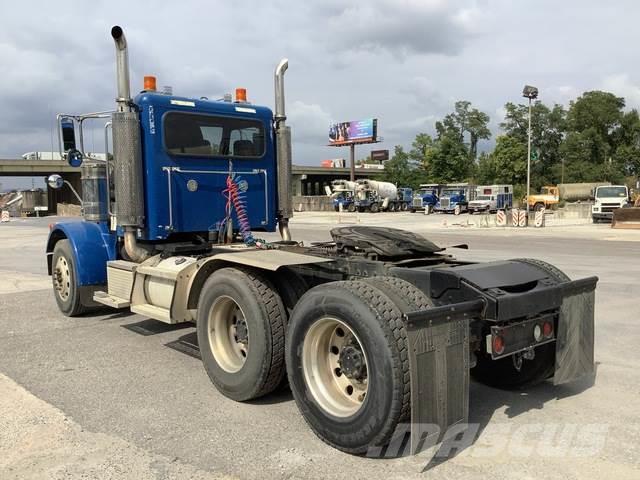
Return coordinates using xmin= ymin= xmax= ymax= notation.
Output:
xmin=404 ymin=299 xmax=484 ymax=454
xmin=554 ymin=277 xmax=598 ymax=385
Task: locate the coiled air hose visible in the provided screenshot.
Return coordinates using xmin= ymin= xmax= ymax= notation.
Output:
xmin=223 ymin=174 xmax=270 ymax=248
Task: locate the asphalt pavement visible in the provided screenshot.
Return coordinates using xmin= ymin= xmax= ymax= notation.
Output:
xmin=0 ymin=213 xmax=639 ymax=479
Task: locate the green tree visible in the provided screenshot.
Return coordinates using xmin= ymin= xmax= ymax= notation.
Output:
xmin=382 ymin=145 xmax=415 ymax=187
xmin=500 ymin=101 xmax=566 ymax=189
xmin=426 ymin=131 xmax=471 ymax=182
xmin=488 ymin=135 xmax=528 ymax=185
xmin=408 ymin=133 xmax=436 ymax=183
xmin=560 ymin=91 xmax=626 ymax=182
xmin=476 ymin=151 xmax=497 ymax=184
xmin=613 ymin=109 xmax=640 ymax=177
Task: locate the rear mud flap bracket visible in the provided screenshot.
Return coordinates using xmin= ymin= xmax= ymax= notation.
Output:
xmin=403 ymin=299 xmax=483 ymax=454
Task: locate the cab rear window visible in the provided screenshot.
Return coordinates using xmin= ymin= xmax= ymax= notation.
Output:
xmin=164 ymin=112 xmax=265 ymax=158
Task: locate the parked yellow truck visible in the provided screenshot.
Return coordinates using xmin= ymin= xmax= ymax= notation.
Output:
xmin=526 ymin=186 xmax=560 ymax=211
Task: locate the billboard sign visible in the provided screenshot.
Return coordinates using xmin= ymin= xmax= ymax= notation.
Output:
xmin=329 ymin=118 xmax=377 ymax=146
xmin=370 ymin=149 xmax=389 ymax=162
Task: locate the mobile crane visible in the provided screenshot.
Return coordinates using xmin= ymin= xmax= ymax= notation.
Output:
xmin=46 ymin=26 xmax=597 ymax=454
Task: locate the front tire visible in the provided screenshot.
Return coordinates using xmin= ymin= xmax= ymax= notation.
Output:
xmin=52 ymin=239 xmax=86 ymax=316
xmin=347 ymin=203 xmax=356 ymax=213
xmin=197 ymin=267 xmax=287 ymax=401
xmin=286 ymin=281 xmax=409 ymax=454
xmin=370 ymin=203 xmax=379 ymax=213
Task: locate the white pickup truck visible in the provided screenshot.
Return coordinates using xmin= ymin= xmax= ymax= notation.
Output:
xmin=592 ymin=185 xmax=630 ymax=223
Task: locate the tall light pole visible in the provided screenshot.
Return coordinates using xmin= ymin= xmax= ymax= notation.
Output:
xmin=522 ymin=85 xmax=538 ymax=222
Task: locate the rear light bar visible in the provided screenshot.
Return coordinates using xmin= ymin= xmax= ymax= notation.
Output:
xmin=486 ymin=314 xmax=556 ymax=360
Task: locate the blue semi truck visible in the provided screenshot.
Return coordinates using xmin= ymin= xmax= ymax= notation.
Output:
xmin=411 ymin=183 xmax=440 ymax=212
xmin=433 ymin=184 xmax=476 ymax=215
xmin=45 ymin=26 xmax=597 ymax=456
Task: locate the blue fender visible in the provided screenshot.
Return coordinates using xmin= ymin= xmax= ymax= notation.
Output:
xmin=46 ymin=221 xmax=117 ymax=286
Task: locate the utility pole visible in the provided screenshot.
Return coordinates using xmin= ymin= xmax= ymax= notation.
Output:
xmin=349 ymin=144 xmax=355 ymax=182
xmin=522 ymin=85 xmax=539 ymax=223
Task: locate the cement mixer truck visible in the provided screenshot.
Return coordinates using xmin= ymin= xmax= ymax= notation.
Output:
xmin=353 ymin=179 xmax=404 ymax=212
xmin=328 ymin=179 xmax=357 ymax=212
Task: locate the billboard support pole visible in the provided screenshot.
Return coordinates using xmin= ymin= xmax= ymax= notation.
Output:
xmin=350 ymin=144 xmax=355 ymax=182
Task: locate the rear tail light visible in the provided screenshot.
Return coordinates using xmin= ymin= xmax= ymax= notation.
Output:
xmin=492 ymin=335 xmax=505 ymax=355
xmin=543 ymin=321 xmax=553 ymax=338
xmin=533 ymin=324 xmax=543 ymax=342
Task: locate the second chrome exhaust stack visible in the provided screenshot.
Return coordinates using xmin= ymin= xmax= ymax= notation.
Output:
xmin=274 ymin=58 xmax=292 ymax=241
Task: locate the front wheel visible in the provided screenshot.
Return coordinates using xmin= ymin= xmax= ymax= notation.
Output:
xmin=347 ymin=203 xmax=356 ymax=213
xmin=197 ymin=267 xmax=287 ymax=401
xmin=286 ymin=281 xmax=409 ymax=454
xmin=369 ymin=203 xmax=379 ymax=213
xmin=534 ymin=202 xmax=545 ymax=212
xmin=52 ymin=239 xmax=86 ymax=316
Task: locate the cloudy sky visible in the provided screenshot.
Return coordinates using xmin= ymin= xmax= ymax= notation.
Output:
xmin=2 ymin=0 xmax=640 ymax=189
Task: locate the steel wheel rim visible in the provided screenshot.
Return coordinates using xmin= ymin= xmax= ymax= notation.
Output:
xmin=302 ymin=317 xmax=369 ymax=418
xmin=54 ymin=256 xmax=71 ymax=301
xmin=208 ymin=295 xmax=249 ymax=373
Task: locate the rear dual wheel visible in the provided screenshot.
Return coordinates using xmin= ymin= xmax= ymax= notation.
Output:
xmin=197 ymin=267 xmax=287 ymax=401
xmin=286 ymin=277 xmax=431 ymax=453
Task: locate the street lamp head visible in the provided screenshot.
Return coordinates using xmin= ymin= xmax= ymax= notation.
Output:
xmin=522 ymin=85 xmax=539 ymax=99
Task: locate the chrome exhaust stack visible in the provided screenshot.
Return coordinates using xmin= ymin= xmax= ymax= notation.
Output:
xmin=111 ymin=26 xmax=131 ymax=108
xmin=274 ymin=58 xmax=292 ymax=241
xmin=110 ymin=25 xmax=148 ymax=261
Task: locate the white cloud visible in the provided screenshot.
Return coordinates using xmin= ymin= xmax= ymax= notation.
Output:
xmin=288 ymin=100 xmax=333 ymax=145
xmin=601 ymin=74 xmax=640 ymax=109
xmin=323 ymin=0 xmax=479 ymax=57
xmin=2 ymin=0 xmax=640 ymax=170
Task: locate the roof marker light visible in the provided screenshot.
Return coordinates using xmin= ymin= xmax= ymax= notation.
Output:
xmin=235 ymin=88 xmax=247 ymax=103
xmin=143 ymin=75 xmax=157 ymax=91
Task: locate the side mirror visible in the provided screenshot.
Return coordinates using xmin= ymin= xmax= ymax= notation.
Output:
xmin=60 ymin=117 xmax=77 ymax=151
xmin=47 ymin=174 xmax=64 ymax=189
xmin=67 ymin=149 xmax=83 ymax=167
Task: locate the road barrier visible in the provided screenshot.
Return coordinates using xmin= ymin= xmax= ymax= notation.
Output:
xmin=510 ymin=209 xmax=528 ymax=227
xmin=534 ymin=207 xmax=546 ymax=227
xmin=518 ymin=210 xmax=527 ymax=227
xmin=496 ymin=209 xmax=506 ymax=226
xmin=1 ymin=210 xmax=9 ymax=222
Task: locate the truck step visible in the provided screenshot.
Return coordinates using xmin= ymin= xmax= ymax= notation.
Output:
xmin=93 ymin=291 xmax=130 ymax=309
xmin=135 ymin=266 xmax=180 ymax=281
xmin=130 ymin=303 xmax=172 ymax=323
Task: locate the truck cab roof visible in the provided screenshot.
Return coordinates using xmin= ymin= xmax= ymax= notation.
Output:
xmin=135 ymin=92 xmax=274 ymax=122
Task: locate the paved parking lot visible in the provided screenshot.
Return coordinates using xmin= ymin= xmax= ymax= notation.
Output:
xmin=1 ymin=212 xmax=639 ymax=479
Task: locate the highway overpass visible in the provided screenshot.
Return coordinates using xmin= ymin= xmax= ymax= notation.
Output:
xmin=0 ymin=158 xmax=385 ymax=198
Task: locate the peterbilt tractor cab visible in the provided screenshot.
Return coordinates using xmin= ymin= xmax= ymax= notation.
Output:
xmin=45 ymin=26 xmax=598 ymax=456
xmin=412 ymin=183 xmax=440 ymax=212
